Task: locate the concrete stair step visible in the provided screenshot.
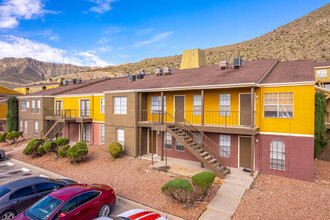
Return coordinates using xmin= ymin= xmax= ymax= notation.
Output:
xmin=207 ymin=194 xmax=240 ymax=216
xmin=198 ymin=208 xmax=231 ymax=220
xmin=217 ymin=184 xmax=246 ymax=200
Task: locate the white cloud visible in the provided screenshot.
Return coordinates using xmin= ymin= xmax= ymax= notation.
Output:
xmin=135 ymin=32 xmax=173 ymax=47
xmin=0 ymin=0 xmax=57 ymax=29
xmin=89 ymin=0 xmax=115 ymax=14
xmin=136 ymin=28 xmax=155 ymax=35
xmin=0 ymin=35 xmax=111 ymax=67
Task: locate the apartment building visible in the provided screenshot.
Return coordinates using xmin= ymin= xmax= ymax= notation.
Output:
xmin=17 ymin=49 xmax=317 ymax=181
xmin=15 ymin=82 xmax=61 ymax=94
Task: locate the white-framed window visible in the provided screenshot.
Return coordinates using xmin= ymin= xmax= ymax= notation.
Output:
xmin=100 ymin=98 xmax=105 ymax=113
xmin=22 ymin=88 xmax=25 ymax=92
xmin=114 ymin=97 xmax=127 ymax=114
xmin=26 ymin=101 xmax=30 ymax=108
xmin=21 ymin=100 xmax=26 ymax=111
xmin=270 ymin=140 xmax=285 ymax=170
xmin=193 ymin=95 xmax=202 ymax=116
xmin=117 ymin=129 xmax=124 ymax=149
xmin=100 ymin=124 xmax=105 ymax=144
xmin=175 ymin=140 xmax=184 ymax=152
xmin=316 ymin=69 xmax=327 ymax=78
xmin=264 ymin=93 xmax=293 ymax=118
xmin=34 ymin=121 xmax=38 ymax=135
xmin=163 ymin=132 xmax=172 ymax=150
xmin=83 ymin=124 xmax=90 ymax=142
xmin=19 ymin=120 xmax=23 ymax=132
xmin=219 ymin=135 xmax=230 ymax=158
xmin=36 ymin=100 xmax=40 ymax=114
xmin=219 ymin=94 xmax=230 ymax=116
xmin=150 ymin=96 xmax=166 ymax=114
xmin=31 ymin=100 xmax=35 ymax=113
xmin=24 ymin=121 xmax=27 ymax=134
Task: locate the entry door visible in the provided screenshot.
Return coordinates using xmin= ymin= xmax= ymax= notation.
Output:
xmin=80 ymin=100 xmax=90 ymax=117
xmin=239 ymin=137 xmax=251 ymax=168
xmin=175 ymin=96 xmax=185 ymax=122
xmin=82 ymin=124 xmax=90 ymax=142
xmin=148 ymin=130 xmax=157 ymax=154
xmin=55 ymin=100 xmax=63 ymax=116
xmin=240 ymin=94 xmax=251 ymax=126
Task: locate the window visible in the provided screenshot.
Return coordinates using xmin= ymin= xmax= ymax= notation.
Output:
xmin=35 ymin=183 xmax=60 ymax=193
xmin=24 ymin=121 xmax=27 ymax=134
xmin=59 ymin=196 xmax=79 ymax=213
xmin=219 ymin=135 xmax=230 ymax=158
xmin=175 ymin=140 xmax=184 ymax=152
xmin=19 ymin=120 xmax=23 ymax=132
xmin=117 ymin=129 xmax=124 ymax=149
xmin=270 ymin=140 xmax=285 ymax=170
xmin=114 ymin=97 xmax=127 ymax=114
xmin=164 ymin=132 xmax=172 ymax=150
xmin=27 ymin=101 xmax=30 ymax=108
xmin=21 ymin=100 xmax=26 ymax=111
xmin=12 ymin=186 xmax=34 ymax=199
xmin=219 ymin=94 xmax=230 ymax=116
xmin=193 ymin=95 xmax=202 ymax=116
xmin=100 ymin=125 xmax=105 ymax=144
xmin=193 ymin=132 xmax=202 ymax=145
xmin=80 ymin=100 xmax=90 ymax=117
xmin=264 ymin=93 xmax=293 ymax=118
xmin=36 ymin=100 xmax=40 ymax=113
xmin=34 ymin=121 xmax=38 ymax=135
xmin=83 ymin=124 xmax=90 ymax=142
xmin=316 ymin=69 xmax=327 ymax=78
xmin=31 ymin=100 xmax=35 ymax=113
xmin=100 ymin=98 xmax=105 ymax=113
xmin=150 ymin=96 xmax=166 ymax=114
xmin=78 ymin=191 xmax=100 ymax=206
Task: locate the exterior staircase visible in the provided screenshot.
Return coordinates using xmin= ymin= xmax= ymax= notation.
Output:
xmin=44 ymin=121 xmax=66 ymax=140
xmin=166 ymin=125 xmax=230 ymax=179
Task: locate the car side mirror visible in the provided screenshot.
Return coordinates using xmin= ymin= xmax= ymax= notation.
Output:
xmin=59 ymin=212 xmax=66 ymax=218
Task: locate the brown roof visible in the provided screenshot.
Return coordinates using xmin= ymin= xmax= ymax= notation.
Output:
xmin=261 ymin=60 xmax=315 ymax=84
xmin=0 ymin=97 xmax=8 ymax=103
xmin=60 ymin=59 xmax=278 ymax=95
xmin=314 ymin=61 xmax=330 ymax=68
xmin=19 ymin=82 xmax=61 ymax=88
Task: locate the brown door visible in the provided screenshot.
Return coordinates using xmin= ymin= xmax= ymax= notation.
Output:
xmin=175 ymin=96 xmax=185 ymax=122
xmin=148 ymin=130 xmax=156 ymax=153
xmin=240 ymin=94 xmax=251 ymax=126
xmin=239 ymin=137 xmax=251 ymax=168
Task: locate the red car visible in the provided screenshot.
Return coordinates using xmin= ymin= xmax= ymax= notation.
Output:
xmin=14 ymin=184 xmax=116 ymax=220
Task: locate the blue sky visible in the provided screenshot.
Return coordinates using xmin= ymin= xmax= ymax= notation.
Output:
xmin=0 ymin=0 xmax=328 ymax=67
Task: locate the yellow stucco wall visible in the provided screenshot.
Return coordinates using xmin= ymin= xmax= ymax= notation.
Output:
xmin=259 ymin=85 xmax=315 ymax=135
xmin=180 ymin=48 xmax=206 ymax=70
xmin=0 ymin=86 xmax=22 ymax=95
xmin=315 ymin=66 xmax=330 ymax=83
xmin=0 ymin=103 xmax=7 ymax=119
xmin=55 ymin=95 xmax=105 ymax=122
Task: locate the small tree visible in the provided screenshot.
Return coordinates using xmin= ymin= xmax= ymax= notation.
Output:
xmin=6 ymin=96 xmax=18 ymax=132
xmin=315 ymin=92 xmax=327 ymax=158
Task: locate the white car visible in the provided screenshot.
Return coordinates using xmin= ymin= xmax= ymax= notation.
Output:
xmin=95 ymin=209 xmax=167 ymax=220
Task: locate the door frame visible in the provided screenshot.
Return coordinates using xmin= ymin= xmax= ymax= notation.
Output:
xmin=147 ymin=129 xmax=158 ymax=154
xmin=238 ymin=93 xmax=256 ymax=126
xmin=55 ymin=100 xmax=63 ymax=116
xmin=238 ymin=135 xmax=255 ymax=169
xmin=173 ymin=95 xmax=186 ymax=121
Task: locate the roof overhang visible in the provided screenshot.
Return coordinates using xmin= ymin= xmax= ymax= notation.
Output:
xmin=314 ymin=66 xmax=330 ymax=69
xmin=261 ymin=81 xmax=315 ymax=87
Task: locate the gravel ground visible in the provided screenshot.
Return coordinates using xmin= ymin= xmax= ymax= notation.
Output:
xmin=233 ymin=160 xmax=330 ymax=220
xmin=4 ymin=141 xmax=220 ymax=220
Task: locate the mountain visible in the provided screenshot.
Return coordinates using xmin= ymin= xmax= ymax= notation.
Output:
xmin=0 ymin=57 xmax=94 ymax=87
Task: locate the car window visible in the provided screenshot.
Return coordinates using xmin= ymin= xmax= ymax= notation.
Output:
xmin=59 ymin=196 xmax=79 ymax=214
xmin=12 ymin=186 xmax=34 ymax=199
xmin=78 ymin=191 xmax=100 ymax=205
xmin=0 ymin=186 xmax=10 ymax=198
xmin=35 ymin=183 xmax=60 ymax=193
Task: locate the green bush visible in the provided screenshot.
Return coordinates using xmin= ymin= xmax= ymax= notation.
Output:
xmin=67 ymin=142 xmax=88 ymax=163
xmin=108 ymin=142 xmax=123 ymax=159
xmin=58 ymin=145 xmax=70 ymax=157
xmin=6 ymin=131 xmax=23 ymax=144
xmin=192 ymin=171 xmax=215 ymax=197
xmin=0 ymin=133 xmax=7 ymax=143
xmin=37 ymin=146 xmax=46 ymax=155
xmin=315 ymin=92 xmax=327 ymax=158
xmin=55 ymin=138 xmax=70 ymax=147
xmin=161 ymin=178 xmax=193 ymax=206
xmin=6 ymin=96 xmax=18 ymax=132
xmin=23 ymin=139 xmax=46 ymax=157
xmin=44 ymin=141 xmax=57 ymax=153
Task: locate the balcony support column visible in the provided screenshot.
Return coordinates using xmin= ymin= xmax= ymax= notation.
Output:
xmin=161 ymin=92 xmax=164 ymax=123
xmin=201 ymin=89 xmax=205 ymax=168
xmin=251 ymin=86 xmax=255 ymax=128
xmin=80 ymin=122 xmax=83 ymax=142
xmin=250 ymin=135 xmax=255 ymax=177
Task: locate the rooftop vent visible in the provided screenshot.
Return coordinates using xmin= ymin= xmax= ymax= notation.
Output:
xmin=163 ymin=67 xmax=172 ymax=75
xmin=71 ymin=79 xmax=77 ymax=84
xmin=137 ymin=73 xmax=144 ymax=79
xmin=219 ymin=61 xmax=228 ymax=70
xmin=62 ymin=80 xmax=68 ymax=85
xmin=129 ymin=74 xmax=136 ymax=82
xmin=233 ymin=58 xmax=242 ymax=69
xmin=76 ymin=79 xmax=82 ymax=84
xmin=140 ymin=70 xmax=146 ymax=76
xmin=125 ymin=73 xmax=130 ymax=78
xmin=155 ymin=68 xmax=163 ymax=77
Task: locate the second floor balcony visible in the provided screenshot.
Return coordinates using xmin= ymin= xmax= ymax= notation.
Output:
xmin=45 ymin=108 xmax=93 ymax=122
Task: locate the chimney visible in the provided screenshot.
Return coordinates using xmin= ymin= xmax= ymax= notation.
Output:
xmin=219 ymin=61 xmax=228 ymax=70
xmin=180 ymin=48 xmax=206 ymax=70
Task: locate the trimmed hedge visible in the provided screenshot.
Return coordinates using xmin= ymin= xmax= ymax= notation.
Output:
xmin=23 ymin=139 xmax=45 ymax=157
xmin=161 ymin=178 xmax=193 ymax=206
xmin=6 ymin=96 xmax=18 ymax=132
xmin=55 ymin=138 xmax=70 ymax=147
xmin=192 ymin=171 xmax=215 ymax=196
xmin=108 ymin=142 xmax=123 ymax=159
xmin=67 ymin=142 xmax=88 ymax=163
xmin=44 ymin=141 xmax=57 ymax=153
xmin=58 ymin=145 xmax=70 ymax=158
xmin=6 ymin=131 xmax=23 ymax=144
xmin=37 ymin=146 xmax=46 ymax=155
xmin=0 ymin=133 xmax=7 ymax=143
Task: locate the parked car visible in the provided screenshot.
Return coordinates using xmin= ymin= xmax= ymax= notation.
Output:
xmin=0 ymin=176 xmax=76 ymax=220
xmin=0 ymin=149 xmax=5 ymax=160
xmin=95 ymin=209 xmax=167 ymax=220
xmin=14 ymin=183 xmax=116 ymax=220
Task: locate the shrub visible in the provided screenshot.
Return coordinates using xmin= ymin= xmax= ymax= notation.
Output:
xmin=6 ymin=96 xmax=18 ymax=132
xmin=44 ymin=141 xmax=57 ymax=153
xmin=55 ymin=138 xmax=70 ymax=147
xmin=6 ymin=131 xmax=23 ymax=144
xmin=108 ymin=142 xmax=123 ymax=159
xmin=67 ymin=142 xmax=88 ymax=163
xmin=192 ymin=171 xmax=215 ymax=198
xmin=37 ymin=146 xmax=46 ymax=155
xmin=23 ymin=139 xmax=45 ymax=157
xmin=161 ymin=178 xmax=194 ymax=206
xmin=0 ymin=133 xmax=7 ymax=143
xmin=58 ymin=145 xmax=70 ymax=158
xmin=315 ymin=92 xmax=327 ymax=158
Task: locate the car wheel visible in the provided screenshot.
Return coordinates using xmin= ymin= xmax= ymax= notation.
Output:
xmin=0 ymin=210 xmax=16 ymax=220
xmin=97 ymin=203 xmax=111 ymax=217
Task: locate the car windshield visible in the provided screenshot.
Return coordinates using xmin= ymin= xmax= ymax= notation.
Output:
xmin=0 ymin=186 xmax=10 ymax=198
xmin=25 ymin=195 xmax=63 ymax=220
